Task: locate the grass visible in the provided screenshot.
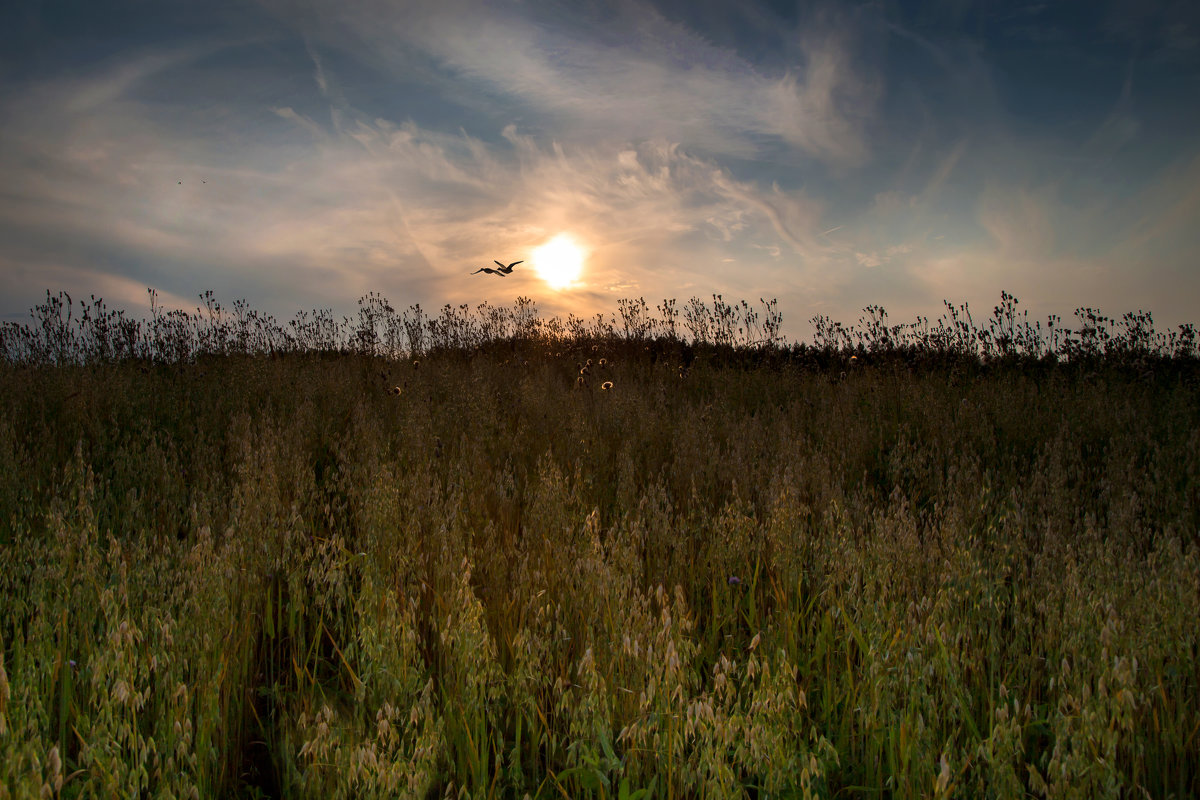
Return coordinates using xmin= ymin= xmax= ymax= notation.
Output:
xmin=0 ymin=290 xmax=1197 ymax=798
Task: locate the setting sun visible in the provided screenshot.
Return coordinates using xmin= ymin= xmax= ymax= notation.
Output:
xmin=531 ymin=233 xmax=585 ymax=290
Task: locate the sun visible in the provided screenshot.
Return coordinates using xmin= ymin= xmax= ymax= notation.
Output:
xmin=531 ymin=233 xmax=585 ymax=290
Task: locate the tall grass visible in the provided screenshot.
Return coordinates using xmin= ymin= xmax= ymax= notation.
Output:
xmin=4 ymin=289 xmax=1197 ymax=365
xmin=0 ymin=290 xmax=1197 ymax=798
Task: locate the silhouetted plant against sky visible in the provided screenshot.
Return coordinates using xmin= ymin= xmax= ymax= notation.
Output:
xmin=1 ymin=289 xmax=1196 ymax=366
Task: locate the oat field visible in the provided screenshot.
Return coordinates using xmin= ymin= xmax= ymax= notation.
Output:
xmin=1 ymin=292 xmax=1198 ymax=798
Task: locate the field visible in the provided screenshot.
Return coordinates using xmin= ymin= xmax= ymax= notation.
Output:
xmin=1 ymin=292 xmax=1198 ymax=798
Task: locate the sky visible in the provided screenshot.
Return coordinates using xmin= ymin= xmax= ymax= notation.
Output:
xmin=1 ymin=0 xmax=1198 ymax=339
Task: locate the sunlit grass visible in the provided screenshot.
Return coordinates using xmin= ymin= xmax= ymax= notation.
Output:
xmin=0 ymin=291 xmax=1197 ymax=798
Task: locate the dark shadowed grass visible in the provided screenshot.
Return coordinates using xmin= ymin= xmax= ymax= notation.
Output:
xmin=0 ymin=291 xmax=1198 ymax=798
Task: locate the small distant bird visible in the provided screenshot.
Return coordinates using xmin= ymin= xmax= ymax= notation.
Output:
xmin=202 ymin=180 xmax=207 ymax=184
xmin=494 ymin=260 xmax=523 ymax=274
xmin=471 ymin=267 xmax=507 ymax=276
xmin=178 ymin=181 xmax=182 ymax=185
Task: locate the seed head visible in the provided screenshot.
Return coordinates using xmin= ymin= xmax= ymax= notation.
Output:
xmin=601 ymin=381 xmax=613 ymax=391
xmin=47 ymin=746 xmax=62 ymax=791
xmin=390 ymin=386 xmax=402 ymax=396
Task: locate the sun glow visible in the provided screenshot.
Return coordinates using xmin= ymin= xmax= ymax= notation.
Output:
xmin=531 ymin=234 xmax=585 ymax=290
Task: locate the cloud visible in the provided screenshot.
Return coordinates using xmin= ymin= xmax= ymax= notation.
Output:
xmin=0 ymin=31 xmax=853 ymax=324
xmin=854 ymin=244 xmax=912 ymax=269
xmin=272 ymin=106 xmax=328 ymax=140
xmin=3 ymin=0 xmax=1198 ymax=340
xmin=0 ymin=253 xmax=197 ymax=321
xmin=708 ymin=174 xmax=825 ymax=259
xmin=1116 ymin=149 xmax=1200 ymax=256
xmin=977 ymin=184 xmax=1058 ymax=259
xmin=60 ymin=45 xmax=218 ymax=114
xmin=270 ymin=0 xmax=878 ymax=165
xmin=1082 ymin=66 xmax=1140 ymax=164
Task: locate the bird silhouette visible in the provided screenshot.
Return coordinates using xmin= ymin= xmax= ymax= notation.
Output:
xmin=494 ymin=260 xmax=523 ymax=274
xmin=471 ymin=267 xmax=507 ymax=276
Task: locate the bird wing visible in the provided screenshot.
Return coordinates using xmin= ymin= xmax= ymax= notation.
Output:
xmin=508 ymin=260 xmax=523 ymax=269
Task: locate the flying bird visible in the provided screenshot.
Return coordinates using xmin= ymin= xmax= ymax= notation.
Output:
xmin=471 ymin=267 xmax=508 ymax=276
xmin=494 ymin=260 xmax=523 ymax=274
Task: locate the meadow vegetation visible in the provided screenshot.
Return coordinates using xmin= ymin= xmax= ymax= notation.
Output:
xmin=1 ymin=290 xmax=1197 ymax=798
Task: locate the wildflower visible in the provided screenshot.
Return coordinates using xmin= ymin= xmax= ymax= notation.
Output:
xmin=727 ymin=575 xmax=742 ymax=586
xmin=601 ymin=381 xmax=613 ymax=391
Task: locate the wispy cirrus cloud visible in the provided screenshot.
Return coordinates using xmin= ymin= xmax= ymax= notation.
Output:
xmin=270 ymin=0 xmax=879 ymax=165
